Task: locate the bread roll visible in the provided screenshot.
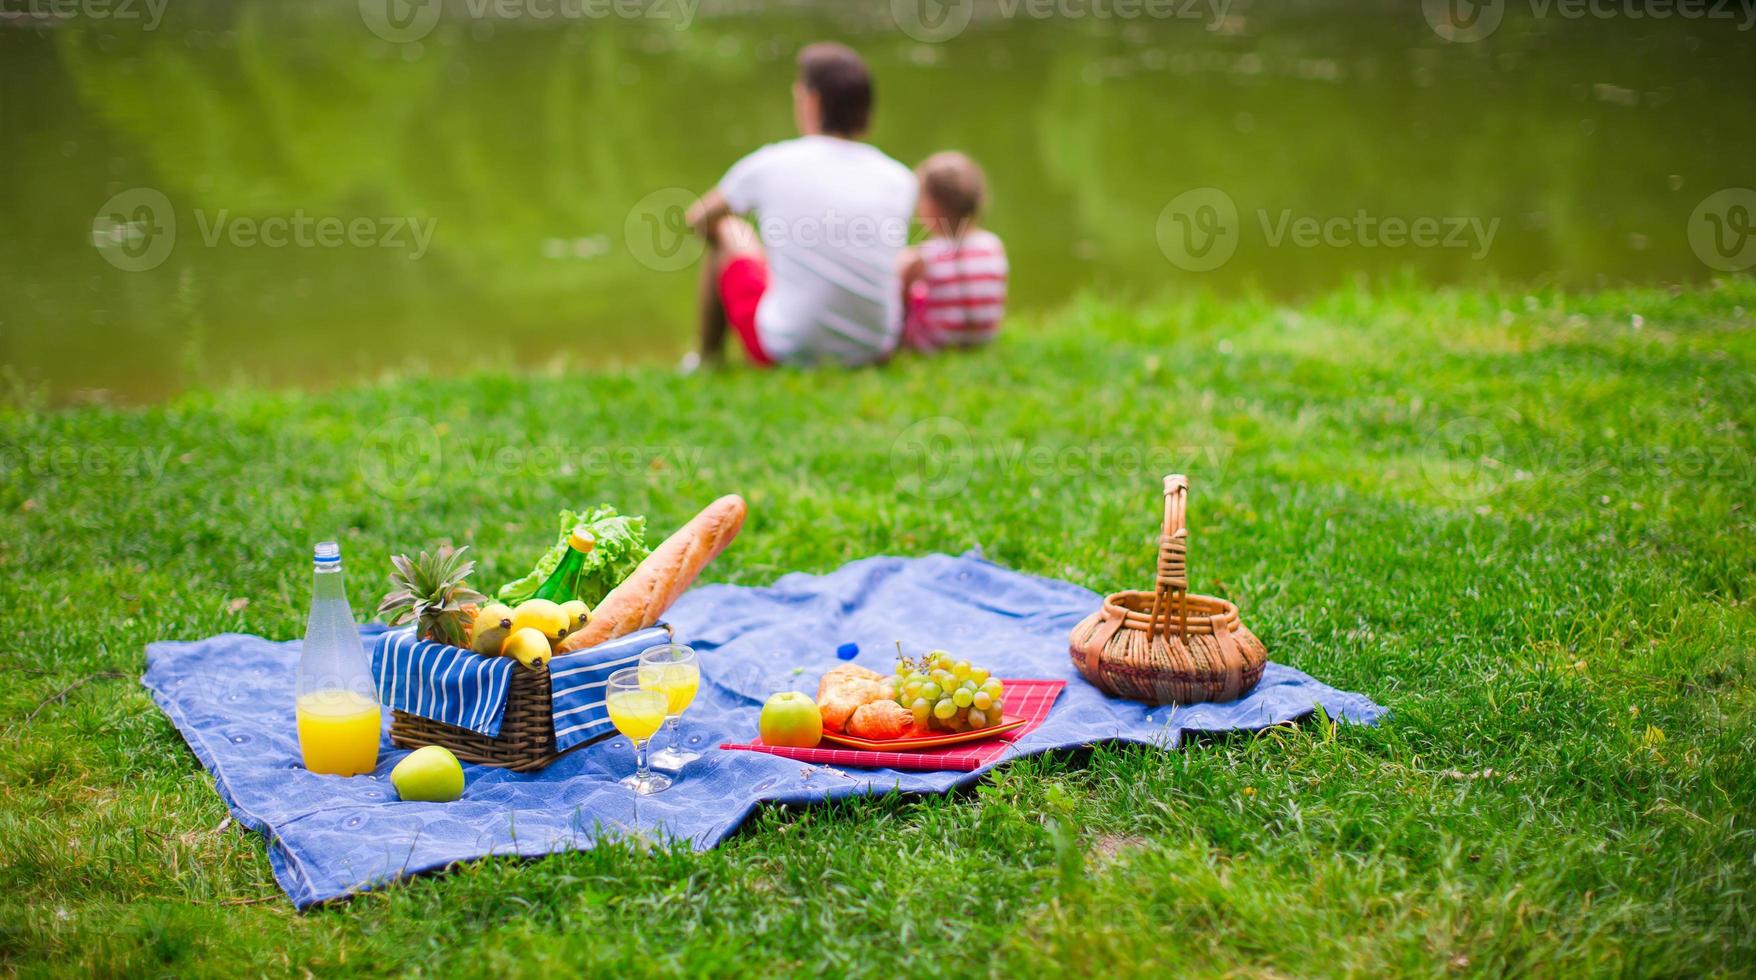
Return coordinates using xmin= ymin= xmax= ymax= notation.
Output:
xmin=815 ymin=664 xmax=881 ymax=732
xmin=818 ymin=663 xmax=885 ymax=697
xmin=847 ymin=700 xmax=913 ymax=740
xmin=557 ymin=494 xmax=746 ymax=652
xmin=817 ymin=664 xmax=895 ymax=733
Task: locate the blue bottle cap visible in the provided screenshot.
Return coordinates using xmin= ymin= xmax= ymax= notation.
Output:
xmin=835 ymin=642 xmax=859 ymax=661
xmin=314 ymin=541 xmax=341 ymax=565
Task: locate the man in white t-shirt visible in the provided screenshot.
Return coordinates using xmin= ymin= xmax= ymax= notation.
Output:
xmin=685 ymin=43 xmax=916 ymax=369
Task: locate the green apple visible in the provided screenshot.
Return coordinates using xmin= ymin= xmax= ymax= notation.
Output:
xmin=758 ymin=691 xmax=822 ymax=748
xmin=391 ymin=745 xmax=465 ymax=802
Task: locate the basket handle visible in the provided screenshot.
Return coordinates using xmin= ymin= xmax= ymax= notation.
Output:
xmin=1148 ymin=474 xmax=1190 ymax=639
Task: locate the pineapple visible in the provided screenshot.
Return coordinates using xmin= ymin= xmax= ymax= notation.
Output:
xmin=377 ymin=545 xmax=487 ymax=647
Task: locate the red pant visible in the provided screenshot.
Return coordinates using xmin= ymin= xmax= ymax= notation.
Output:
xmin=718 ymin=254 xmax=772 ymax=366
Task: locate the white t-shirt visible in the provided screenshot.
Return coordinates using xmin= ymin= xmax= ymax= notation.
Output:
xmin=718 ymin=136 xmax=917 ymax=365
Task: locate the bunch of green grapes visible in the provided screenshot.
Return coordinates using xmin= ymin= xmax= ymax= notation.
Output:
xmin=893 ymin=649 xmax=1005 ymax=732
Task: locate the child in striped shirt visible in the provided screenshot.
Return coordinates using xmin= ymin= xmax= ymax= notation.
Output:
xmin=898 ymin=151 xmax=1009 ymax=352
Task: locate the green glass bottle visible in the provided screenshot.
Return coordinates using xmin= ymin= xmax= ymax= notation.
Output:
xmin=531 ymin=527 xmax=595 ymax=603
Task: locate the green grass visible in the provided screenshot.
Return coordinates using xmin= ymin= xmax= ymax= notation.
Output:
xmin=2 ymin=279 xmax=1753 ymax=976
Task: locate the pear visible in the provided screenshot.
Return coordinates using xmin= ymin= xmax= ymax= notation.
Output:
xmin=391 ymin=745 xmax=465 ymax=802
xmin=558 ymin=599 xmax=592 ymax=637
xmin=469 ymin=602 xmax=515 ymax=656
xmin=501 ymin=627 xmax=551 ymax=671
xmin=510 ymin=598 xmax=569 ymax=646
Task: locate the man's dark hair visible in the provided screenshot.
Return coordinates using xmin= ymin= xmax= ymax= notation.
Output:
xmin=797 ymin=43 xmax=872 ymax=137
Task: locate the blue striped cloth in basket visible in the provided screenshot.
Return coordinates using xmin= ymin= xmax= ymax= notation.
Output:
xmin=370 ymin=625 xmax=673 ymax=752
xmin=544 ymin=627 xmax=673 ymax=751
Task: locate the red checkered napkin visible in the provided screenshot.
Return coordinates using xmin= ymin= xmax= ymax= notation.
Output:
xmin=719 ymin=679 xmax=1066 ymax=772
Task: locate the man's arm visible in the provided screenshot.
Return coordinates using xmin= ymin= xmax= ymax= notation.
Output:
xmin=687 ymin=188 xmax=732 ymax=242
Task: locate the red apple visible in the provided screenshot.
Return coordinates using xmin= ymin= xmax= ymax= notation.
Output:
xmin=758 ymin=692 xmax=823 ymax=748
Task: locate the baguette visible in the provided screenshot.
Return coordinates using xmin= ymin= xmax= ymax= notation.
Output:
xmin=557 ymin=494 xmax=746 ymax=652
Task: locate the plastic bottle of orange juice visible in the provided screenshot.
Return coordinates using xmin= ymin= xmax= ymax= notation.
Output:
xmin=295 ymin=542 xmax=381 ymax=776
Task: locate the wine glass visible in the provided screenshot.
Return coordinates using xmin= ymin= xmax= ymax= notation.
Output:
xmin=605 ymin=667 xmax=671 ymax=795
xmin=638 ymin=644 xmax=701 ymax=771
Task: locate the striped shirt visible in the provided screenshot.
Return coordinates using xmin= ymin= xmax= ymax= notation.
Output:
xmin=719 ymin=136 xmax=917 ymax=365
xmin=907 ymin=230 xmax=1009 ymax=350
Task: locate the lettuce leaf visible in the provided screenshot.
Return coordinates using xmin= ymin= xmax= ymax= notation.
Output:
xmin=498 ymin=505 xmax=649 ymax=606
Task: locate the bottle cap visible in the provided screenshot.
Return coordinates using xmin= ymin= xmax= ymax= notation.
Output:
xmin=314 ymin=541 xmax=341 ymax=565
xmin=567 ymin=528 xmax=596 ymax=553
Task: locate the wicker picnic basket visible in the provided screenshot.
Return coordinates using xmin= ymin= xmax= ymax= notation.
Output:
xmin=388 ymin=663 xmax=563 ymax=773
xmin=381 ymin=623 xmax=674 ymax=773
xmin=1069 ymin=475 xmax=1266 ymax=705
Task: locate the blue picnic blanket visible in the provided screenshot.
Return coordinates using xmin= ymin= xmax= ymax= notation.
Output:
xmin=142 ymin=552 xmax=1386 ymax=908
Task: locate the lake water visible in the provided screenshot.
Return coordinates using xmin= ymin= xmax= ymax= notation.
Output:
xmin=4 ymin=0 xmax=1753 ymax=402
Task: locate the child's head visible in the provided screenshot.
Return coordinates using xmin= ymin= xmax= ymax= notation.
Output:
xmin=915 ymin=151 xmax=986 ymax=239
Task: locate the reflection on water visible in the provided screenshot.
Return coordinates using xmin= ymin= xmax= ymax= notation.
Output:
xmin=3 ymin=1 xmax=1753 ymax=401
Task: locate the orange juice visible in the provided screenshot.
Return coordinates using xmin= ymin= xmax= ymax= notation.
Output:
xmin=638 ymin=662 xmax=700 ymax=716
xmin=296 ymin=690 xmax=382 ymax=775
xmin=606 ymin=688 xmax=668 ymax=741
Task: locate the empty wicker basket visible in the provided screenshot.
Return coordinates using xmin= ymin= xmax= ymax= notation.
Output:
xmin=1069 ymin=475 xmax=1267 ymax=705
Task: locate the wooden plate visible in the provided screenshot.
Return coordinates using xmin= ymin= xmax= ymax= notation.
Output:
xmin=818 ymin=715 xmax=1028 ymax=752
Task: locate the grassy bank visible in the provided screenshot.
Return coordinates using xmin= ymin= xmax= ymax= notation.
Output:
xmin=2 ymin=281 xmax=1753 ymax=975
